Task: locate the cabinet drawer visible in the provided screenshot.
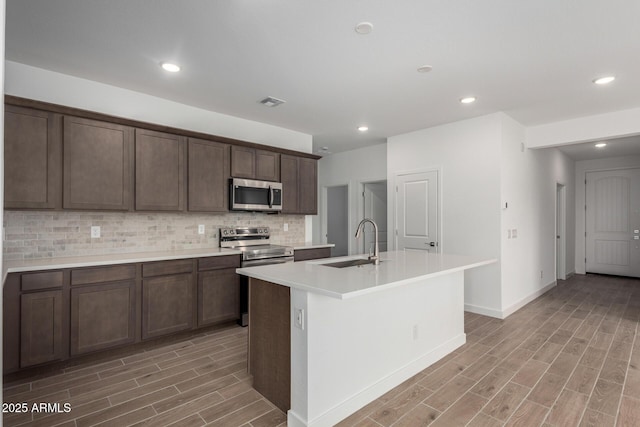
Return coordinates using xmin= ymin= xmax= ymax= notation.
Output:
xmin=143 ymin=259 xmax=193 ymax=277
xmin=198 ymin=255 xmax=241 ymax=271
xmin=71 ymin=264 xmax=136 ymax=286
xmin=21 ymin=271 xmax=64 ymax=291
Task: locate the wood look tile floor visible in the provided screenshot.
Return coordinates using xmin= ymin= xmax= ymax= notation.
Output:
xmin=3 ymin=273 xmax=640 ymax=427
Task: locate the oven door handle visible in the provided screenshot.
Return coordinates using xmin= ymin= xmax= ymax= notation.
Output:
xmin=242 ymin=256 xmax=294 ymax=268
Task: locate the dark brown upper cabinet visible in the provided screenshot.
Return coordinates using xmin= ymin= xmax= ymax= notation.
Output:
xmin=188 ymin=138 xmax=230 ymax=212
xmin=63 ymin=116 xmax=134 ymax=210
xmin=281 ymin=155 xmax=317 ymax=214
xmin=231 ymin=146 xmax=280 ymax=182
xmin=4 ymin=105 xmax=62 ymax=209
xmin=135 ymin=129 xmax=186 ymax=211
xmin=255 ymin=149 xmax=280 ymax=182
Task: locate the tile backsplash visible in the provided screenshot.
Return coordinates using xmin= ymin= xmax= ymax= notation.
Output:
xmin=3 ymin=211 xmax=305 ymax=260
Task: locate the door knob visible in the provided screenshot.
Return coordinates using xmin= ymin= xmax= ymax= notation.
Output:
xmin=429 ymin=242 xmax=436 ymax=247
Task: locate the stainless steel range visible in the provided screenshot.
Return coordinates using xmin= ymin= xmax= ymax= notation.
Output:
xmin=220 ymin=226 xmax=294 ymax=326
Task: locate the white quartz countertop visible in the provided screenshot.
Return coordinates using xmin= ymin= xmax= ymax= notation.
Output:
xmin=236 ymin=251 xmax=496 ymax=299
xmin=4 ymin=247 xmax=242 ymax=275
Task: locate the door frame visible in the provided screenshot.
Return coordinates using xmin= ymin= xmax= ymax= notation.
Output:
xmin=556 ymin=183 xmax=567 ymax=280
xmin=322 ymin=184 xmax=350 ymax=257
xmin=392 ymin=167 xmax=442 ymax=252
xmin=358 ymin=179 xmax=388 ymax=254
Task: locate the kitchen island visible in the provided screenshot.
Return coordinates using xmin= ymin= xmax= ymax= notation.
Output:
xmin=236 ymin=251 xmax=495 ymax=427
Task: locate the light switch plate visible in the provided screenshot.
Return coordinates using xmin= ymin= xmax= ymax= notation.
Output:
xmin=91 ymin=226 xmax=101 ymax=238
xmin=198 ymin=224 xmax=205 ymax=235
xmin=294 ymin=308 xmax=304 ymax=330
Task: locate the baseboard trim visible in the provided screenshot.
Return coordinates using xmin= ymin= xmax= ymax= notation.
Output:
xmin=464 ymin=303 xmax=504 ymax=319
xmin=501 ymin=281 xmax=557 ymax=319
xmin=288 ymin=333 xmax=466 ymax=427
xmin=465 ymin=281 xmax=557 ymax=320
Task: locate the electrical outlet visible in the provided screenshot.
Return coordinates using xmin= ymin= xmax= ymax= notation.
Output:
xmin=413 ymin=324 xmax=419 ymax=340
xmin=91 ymin=226 xmax=101 ymax=238
xmin=284 ymin=223 xmax=289 ymax=232
xmin=198 ymin=224 xmax=205 ymax=235
xmin=540 ymin=270 xmax=544 ymax=279
xmin=512 ymin=229 xmax=518 ymax=238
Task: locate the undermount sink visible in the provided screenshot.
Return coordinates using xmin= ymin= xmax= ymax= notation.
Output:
xmin=321 ymin=258 xmax=378 ymax=268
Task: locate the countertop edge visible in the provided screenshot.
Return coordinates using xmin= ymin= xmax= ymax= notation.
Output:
xmin=237 ymin=257 xmax=498 ymax=299
xmin=4 ymin=248 xmax=243 ymax=275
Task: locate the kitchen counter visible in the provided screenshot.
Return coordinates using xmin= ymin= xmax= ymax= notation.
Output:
xmin=238 ymin=251 xmax=495 ymax=427
xmin=237 ymin=250 xmax=495 ymax=299
xmin=3 ymin=247 xmax=241 ymax=276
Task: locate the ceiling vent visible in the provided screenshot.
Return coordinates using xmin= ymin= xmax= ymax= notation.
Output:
xmin=259 ymin=96 xmax=286 ymax=107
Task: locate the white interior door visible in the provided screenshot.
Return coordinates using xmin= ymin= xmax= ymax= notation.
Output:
xmin=363 ymin=181 xmax=388 ymax=254
xmin=586 ymin=168 xmax=640 ymax=278
xmin=395 ymin=171 xmax=439 ymax=252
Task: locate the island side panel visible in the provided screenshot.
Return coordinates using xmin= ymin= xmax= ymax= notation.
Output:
xmin=290 ymin=270 xmax=465 ymax=427
xmin=248 ymin=278 xmax=291 ymax=413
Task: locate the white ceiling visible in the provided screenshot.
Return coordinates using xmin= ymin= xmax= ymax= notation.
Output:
xmin=6 ymin=1 xmax=640 ymax=156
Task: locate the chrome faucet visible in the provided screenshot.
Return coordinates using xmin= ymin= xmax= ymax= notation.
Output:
xmin=355 ymin=218 xmax=380 ymax=265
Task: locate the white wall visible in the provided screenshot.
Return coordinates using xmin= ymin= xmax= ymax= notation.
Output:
xmin=500 ymin=115 xmax=575 ymax=316
xmin=5 ymin=61 xmax=312 ymax=153
xmin=526 ymin=107 xmax=640 ymax=148
xmin=574 ymin=155 xmax=640 ymax=274
xmin=387 ymin=114 xmax=503 ymax=315
xmin=315 ymin=144 xmax=387 ymax=253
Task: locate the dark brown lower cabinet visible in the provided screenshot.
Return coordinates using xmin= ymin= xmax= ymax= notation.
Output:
xmin=142 ymin=274 xmax=194 ymax=339
xmin=70 ymin=281 xmax=136 ymax=356
xmin=198 ymin=268 xmax=240 ymax=327
xmin=20 ymin=290 xmax=64 ymax=367
xmin=293 ymin=247 xmax=331 ymax=262
xmin=3 ymin=255 xmax=242 ymax=374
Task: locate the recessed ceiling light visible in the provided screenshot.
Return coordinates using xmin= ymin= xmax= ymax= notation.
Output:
xmin=161 ymin=62 xmax=181 ymax=73
xmin=595 ymin=142 xmax=607 ymax=148
xmin=460 ymin=97 xmax=476 ymax=104
xmin=358 ymin=126 xmax=369 ymax=132
xmin=417 ymin=65 xmax=433 ymax=73
xmin=593 ymin=76 xmax=615 ymax=85
xmin=355 ymin=22 xmax=373 ymax=35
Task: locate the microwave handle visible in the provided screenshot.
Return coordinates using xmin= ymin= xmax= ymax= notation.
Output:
xmin=268 ymin=186 xmax=273 ymax=208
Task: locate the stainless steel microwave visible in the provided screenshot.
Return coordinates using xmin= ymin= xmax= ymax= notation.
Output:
xmin=230 ymin=178 xmax=283 ymax=212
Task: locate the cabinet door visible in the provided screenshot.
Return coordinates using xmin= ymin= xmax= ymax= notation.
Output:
xmin=4 ymin=105 xmax=62 ymax=209
xmin=255 ymin=150 xmax=280 ymax=182
xmin=298 ymin=157 xmax=317 ymax=214
xmin=135 ymin=129 xmax=185 ymax=211
xmin=231 ymin=146 xmax=255 ymax=179
xmin=63 ymin=116 xmax=133 ymax=210
xmin=188 ymin=138 xmax=230 ymax=212
xmin=198 ymin=268 xmax=240 ymax=327
xmin=142 ymin=274 xmax=194 ymax=339
xmin=20 ymin=290 xmax=64 ymax=367
xmin=70 ymin=281 xmax=136 ymax=355
xmin=280 ymin=154 xmax=299 ymax=214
